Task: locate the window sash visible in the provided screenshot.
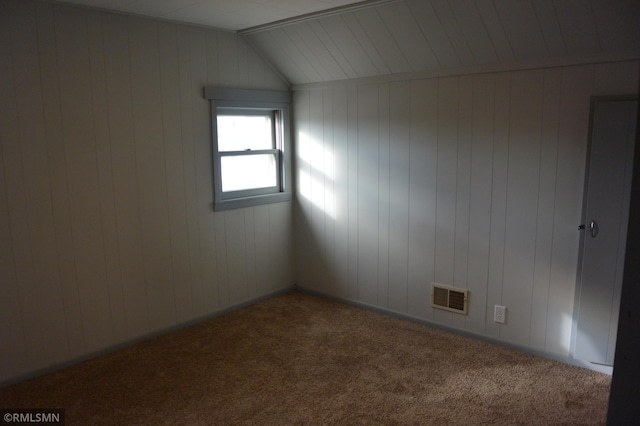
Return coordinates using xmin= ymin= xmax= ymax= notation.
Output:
xmin=217 ymin=149 xmax=281 ymax=199
xmin=216 ymin=108 xmax=276 ymax=152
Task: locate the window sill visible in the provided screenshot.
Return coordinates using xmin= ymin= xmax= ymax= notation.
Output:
xmin=213 ymin=192 xmax=291 ymax=212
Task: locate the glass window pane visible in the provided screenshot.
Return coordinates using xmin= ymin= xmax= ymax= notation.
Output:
xmin=217 ymin=114 xmax=273 ymax=151
xmin=220 ymin=154 xmax=277 ymax=192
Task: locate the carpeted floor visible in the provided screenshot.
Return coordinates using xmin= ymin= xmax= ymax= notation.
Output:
xmin=0 ymin=291 xmax=611 ymax=425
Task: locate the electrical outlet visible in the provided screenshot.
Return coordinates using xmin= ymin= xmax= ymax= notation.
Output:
xmin=494 ymin=305 xmax=506 ymax=324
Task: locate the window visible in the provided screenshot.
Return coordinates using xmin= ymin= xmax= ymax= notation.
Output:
xmin=205 ymin=88 xmax=291 ymax=211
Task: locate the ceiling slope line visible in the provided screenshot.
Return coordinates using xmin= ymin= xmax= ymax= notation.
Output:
xmin=290 ymin=49 xmax=640 ymax=91
xmin=238 ymin=0 xmax=402 ymax=36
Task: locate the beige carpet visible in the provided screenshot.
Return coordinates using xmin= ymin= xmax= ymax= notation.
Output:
xmin=0 ymin=291 xmax=611 ymax=425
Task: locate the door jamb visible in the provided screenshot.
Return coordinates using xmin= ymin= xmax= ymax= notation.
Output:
xmin=570 ymin=95 xmax=638 ymax=361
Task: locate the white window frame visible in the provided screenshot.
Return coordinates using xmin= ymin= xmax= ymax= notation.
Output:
xmin=205 ymin=87 xmax=292 ymax=211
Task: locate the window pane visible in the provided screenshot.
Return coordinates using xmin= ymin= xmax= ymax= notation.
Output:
xmin=217 ymin=114 xmax=273 ymax=151
xmin=220 ymin=154 xmax=277 ymax=192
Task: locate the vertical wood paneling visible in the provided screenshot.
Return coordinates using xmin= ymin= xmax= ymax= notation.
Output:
xmin=0 ymin=141 xmax=26 ymax=374
xmin=452 ymin=76 xmax=473 ymax=330
xmin=190 ymin=27 xmax=220 ymax=315
xmin=434 ymin=76 xmax=458 ymax=324
xmin=129 ymin=16 xmax=176 ymax=331
xmin=244 ymin=206 xmax=257 ymax=299
xmin=217 ymin=31 xmax=244 ymax=87
xmin=278 ymin=206 xmax=295 ymax=291
xmin=177 ymin=25 xmax=202 ymax=322
xmin=211 ymin=212 xmax=228 ymax=306
xmin=0 ymin=1 xmax=291 ymax=385
xmin=377 ymin=83 xmax=391 ymax=308
xmin=0 ymin=0 xmax=29 ymax=378
xmin=226 ymin=211 xmax=248 ymax=305
xmin=407 ymin=79 xmax=438 ymax=319
xmin=485 ymin=72 xmax=511 ymax=338
xmin=295 ymin=62 xmax=636 ymax=364
xmin=332 ymin=87 xmax=350 ymax=299
xmin=322 ymin=88 xmax=337 ymax=294
xmin=269 ymin=202 xmax=294 ymax=289
xmin=501 ymin=70 xmax=543 ymax=347
xmin=158 ymin=22 xmax=193 ymax=323
xmin=347 ymin=85 xmax=359 ymax=299
xmin=35 ymin=2 xmax=85 ymax=359
xmin=387 ymin=81 xmax=411 ymax=313
xmin=6 ymin=1 xmax=46 ymax=370
xmin=103 ymin=12 xmax=148 ymax=341
xmin=86 ymin=10 xmax=126 ymax=341
xmin=465 ymin=73 xmax=495 ymax=334
xmin=294 ymin=90 xmax=313 ymax=289
xmin=309 ymin=88 xmax=326 ymax=292
xmin=19 ymin=2 xmax=70 ymax=365
xmin=253 ymin=205 xmax=273 ymax=295
xmin=357 ymin=84 xmax=379 ymax=305
xmin=529 ymin=68 xmax=562 ymax=350
xmin=56 ymin=5 xmax=113 ymax=352
xmin=204 ymin=30 xmax=219 ymax=87
xmin=435 ymin=77 xmax=458 ymax=291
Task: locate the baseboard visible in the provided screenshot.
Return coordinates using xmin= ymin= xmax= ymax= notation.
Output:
xmin=295 ymin=286 xmax=613 ymax=375
xmin=0 ymin=286 xmax=296 ymax=389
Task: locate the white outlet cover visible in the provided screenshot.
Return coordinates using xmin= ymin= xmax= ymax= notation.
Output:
xmin=494 ymin=305 xmax=506 ymax=324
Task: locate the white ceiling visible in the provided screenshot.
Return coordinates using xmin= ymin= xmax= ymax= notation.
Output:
xmin=52 ymin=0 xmax=640 ymax=86
xmin=55 ymin=0 xmax=373 ymax=31
xmin=246 ymin=0 xmax=640 ymax=84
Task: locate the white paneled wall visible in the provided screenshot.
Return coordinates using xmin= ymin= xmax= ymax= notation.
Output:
xmin=0 ymin=0 xmax=292 ymax=385
xmin=293 ymin=61 xmax=639 ymax=361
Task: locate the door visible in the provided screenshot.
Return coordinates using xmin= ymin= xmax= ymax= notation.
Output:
xmin=573 ymin=98 xmax=637 ymax=366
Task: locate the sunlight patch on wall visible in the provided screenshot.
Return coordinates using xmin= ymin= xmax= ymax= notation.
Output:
xmin=297 ymin=131 xmax=338 ymax=220
xmin=559 ymin=312 xmax=573 ymax=353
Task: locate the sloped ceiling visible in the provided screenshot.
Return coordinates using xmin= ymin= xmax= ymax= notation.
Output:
xmin=53 ymin=0 xmax=640 ymax=86
xmin=244 ymin=0 xmax=640 ymax=85
xmin=53 ymin=0 xmax=369 ymax=31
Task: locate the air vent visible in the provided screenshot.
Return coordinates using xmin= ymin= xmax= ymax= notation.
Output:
xmin=432 ymin=283 xmax=468 ymax=315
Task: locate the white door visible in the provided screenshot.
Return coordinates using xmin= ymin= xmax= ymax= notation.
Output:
xmin=573 ymin=98 xmax=637 ymax=366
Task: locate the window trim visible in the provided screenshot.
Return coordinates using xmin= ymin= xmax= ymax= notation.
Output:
xmin=205 ymin=87 xmax=292 ymax=211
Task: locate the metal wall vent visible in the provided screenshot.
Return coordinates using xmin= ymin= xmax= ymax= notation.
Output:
xmin=432 ymin=283 xmax=468 ymax=315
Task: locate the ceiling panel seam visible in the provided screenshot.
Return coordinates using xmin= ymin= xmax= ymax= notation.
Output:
xmin=309 ymin=20 xmax=357 ymax=79
xmin=405 ymin=1 xmax=442 ymax=69
xmin=238 ymin=0 xmax=402 ymax=35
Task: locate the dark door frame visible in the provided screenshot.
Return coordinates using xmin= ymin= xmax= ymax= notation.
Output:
xmin=607 ymin=76 xmax=640 ymax=424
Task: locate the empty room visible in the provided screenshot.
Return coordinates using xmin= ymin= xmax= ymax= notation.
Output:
xmin=1 ymin=0 xmax=639 ymax=424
